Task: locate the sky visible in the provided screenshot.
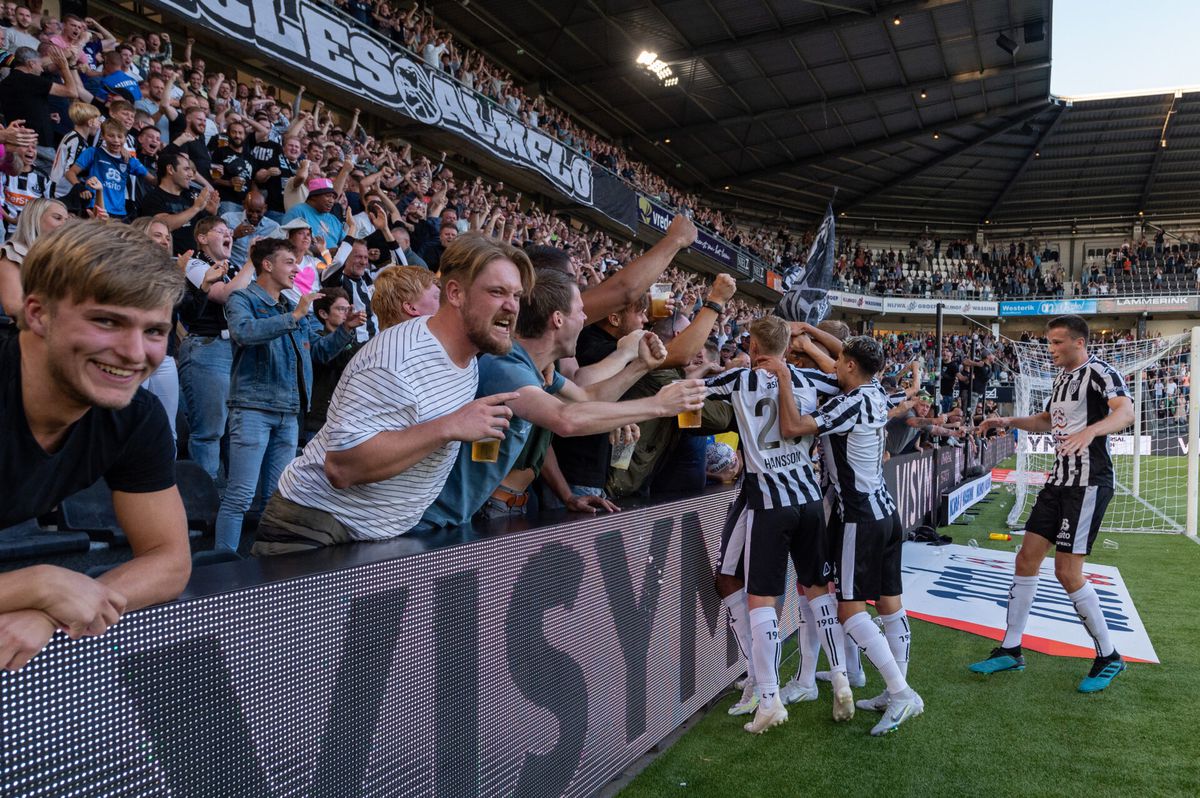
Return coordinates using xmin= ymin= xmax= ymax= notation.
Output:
xmin=1051 ymin=0 xmax=1200 ymax=98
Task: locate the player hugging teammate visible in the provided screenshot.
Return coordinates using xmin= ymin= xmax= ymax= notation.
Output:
xmin=707 ymin=318 xmax=922 ymax=736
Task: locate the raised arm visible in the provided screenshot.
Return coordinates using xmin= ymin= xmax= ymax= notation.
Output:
xmin=580 ymin=213 xmax=697 ymax=325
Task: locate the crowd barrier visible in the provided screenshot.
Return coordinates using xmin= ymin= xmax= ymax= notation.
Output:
xmin=1 ymin=488 xmax=808 ymax=798
xmin=888 ymin=436 xmax=1015 ymax=534
xmin=2 ymin=443 xmax=1011 ymax=797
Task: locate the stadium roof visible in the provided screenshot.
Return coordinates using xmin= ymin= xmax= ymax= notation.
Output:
xmin=434 ymin=0 xmax=1200 ymax=230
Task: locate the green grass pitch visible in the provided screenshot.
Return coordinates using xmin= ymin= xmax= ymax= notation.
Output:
xmin=618 ymin=460 xmax=1200 ymax=798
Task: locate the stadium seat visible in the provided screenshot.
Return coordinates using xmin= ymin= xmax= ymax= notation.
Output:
xmin=0 ymin=519 xmax=91 ymax=563
xmin=177 ymin=461 xmax=219 ymax=535
xmin=59 ymin=480 xmax=127 ymax=547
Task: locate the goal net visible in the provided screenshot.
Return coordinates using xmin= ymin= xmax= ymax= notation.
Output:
xmin=1006 ymin=332 xmax=1195 ymax=534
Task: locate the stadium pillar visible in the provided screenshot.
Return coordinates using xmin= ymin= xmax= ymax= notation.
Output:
xmin=1187 ymin=326 xmax=1200 ymax=537
xmin=933 ymin=303 xmax=944 ymax=411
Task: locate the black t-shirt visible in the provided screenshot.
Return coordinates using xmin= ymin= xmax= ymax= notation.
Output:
xmin=209 ymin=144 xmax=253 ymax=205
xmin=554 ymin=324 xmax=619 ymax=488
xmin=162 ymin=137 xmax=212 ymax=184
xmin=250 ymin=140 xmax=296 ymax=212
xmin=0 ymin=335 xmax=175 ymax=528
xmin=140 ymin=186 xmax=207 ymax=254
xmin=0 ymin=69 xmax=55 ymax=148
xmin=971 ymin=361 xmax=991 ymax=392
xmin=939 ymin=358 xmax=961 ymax=395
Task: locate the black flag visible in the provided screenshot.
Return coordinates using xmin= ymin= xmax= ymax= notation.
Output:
xmin=775 ymin=203 xmax=835 ymax=324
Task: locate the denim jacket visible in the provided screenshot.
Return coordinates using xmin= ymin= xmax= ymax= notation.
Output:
xmin=224 ymin=282 xmax=353 ymax=414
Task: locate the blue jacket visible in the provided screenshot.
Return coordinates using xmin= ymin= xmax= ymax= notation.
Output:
xmin=224 ymin=282 xmax=353 ymax=414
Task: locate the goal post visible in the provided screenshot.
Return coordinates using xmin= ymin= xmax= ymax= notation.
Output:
xmin=1187 ymin=326 xmax=1200 ymax=538
xmin=1006 ymin=331 xmax=1197 ymax=536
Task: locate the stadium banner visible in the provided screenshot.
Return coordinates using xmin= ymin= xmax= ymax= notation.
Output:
xmin=881 ymin=297 xmax=998 ymax=316
xmin=901 ymin=543 xmax=1159 ymax=663
xmin=936 ymin=445 xmax=964 ymax=496
xmin=943 ymin=472 xmax=993 ymax=525
xmin=826 ymin=289 xmax=884 ymax=312
xmin=637 ymin=196 xmax=757 ymax=276
xmin=147 ymin=0 xmax=639 ymax=229
xmin=1021 ymin=433 xmax=1153 ymax=456
xmin=1096 ymin=295 xmax=1200 ymax=313
xmin=998 ymin=298 xmax=1098 ymax=316
xmin=885 ymin=449 xmax=938 ymax=532
xmin=0 ymin=489 xmax=804 ymax=798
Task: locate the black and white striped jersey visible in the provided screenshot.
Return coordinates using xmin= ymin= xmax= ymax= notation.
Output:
xmin=705 ymin=365 xmax=839 ymax=509
xmin=1045 ymin=355 xmax=1129 ymax=488
xmin=813 ymin=380 xmax=897 ymax=522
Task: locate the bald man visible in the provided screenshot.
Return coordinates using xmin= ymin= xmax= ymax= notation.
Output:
xmin=223 ymin=192 xmax=279 ymax=266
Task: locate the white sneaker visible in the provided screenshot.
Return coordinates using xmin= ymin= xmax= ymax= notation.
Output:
xmin=869 ymin=689 xmax=924 ymax=736
xmin=856 ymin=691 xmax=888 ymax=713
xmin=831 ymin=671 xmax=855 ymax=722
xmin=742 ymin=695 xmax=788 ymax=734
xmin=728 ymin=680 xmax=758 ymax=716
xmin=780 ymin=678 xmax=818 ymax=704
xmin=817 ymin=669 xmax=866 ymax=688
xmin=734 ymin=674 xmax=749 ymax=690
xmin=860 ymin=689 xmax=923 ymax=713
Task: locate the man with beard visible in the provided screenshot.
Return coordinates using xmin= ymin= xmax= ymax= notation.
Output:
xmin=0 ymin=221 xmax=191 ymax=671
xmin=415 ymin=267 xmax=706 ymax=531
xmin=163 ymin=105 xmax=213 ymax=186
xmin=209 ymin=119 xmax=254 ymax=214
xmin=252 ymin=233 xmax=532 ymax=555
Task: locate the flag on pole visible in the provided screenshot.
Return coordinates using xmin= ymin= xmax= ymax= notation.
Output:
xmin=775 ymin=203 xmax=835 ymax=324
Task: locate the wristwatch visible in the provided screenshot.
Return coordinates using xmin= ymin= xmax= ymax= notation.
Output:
xmin=702 ymin=300 xmax=724 ymax=314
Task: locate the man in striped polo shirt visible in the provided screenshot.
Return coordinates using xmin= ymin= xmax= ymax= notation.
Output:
xmin=251 ymin=233 xmax=534 ymax=555
xmin=971 ymin=314 xmax=1134 ymax=693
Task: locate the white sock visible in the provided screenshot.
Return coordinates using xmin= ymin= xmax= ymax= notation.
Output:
xmin=845 ymin=637 xmax=862 ymax=681
xmin=879 ymin=609 xmax=911 ymax=678
xmin=1069 ymin=583 xmax=1115 ymax=657
xmin=1001 ymin=575 xmax=1039 ymax=649
xmin=809 ymin=593 xmax=846 ymax=675
xmin=723 ymin=592 xmax=755 ymax=683
xmin=844 ymin=611 xmax=909 ymax=696
xmin=794 ymin=594 xmax=820 ymax=684
xmin=749 ymin=606 xmax=780 ymax=701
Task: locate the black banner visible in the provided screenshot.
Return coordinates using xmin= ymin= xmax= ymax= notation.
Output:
xmin=146 ymin=0 xmax=637 ymax=229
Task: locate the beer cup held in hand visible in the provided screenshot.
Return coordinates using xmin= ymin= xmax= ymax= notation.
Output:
xmin=472 ymin=438 xmax=501 ymax=463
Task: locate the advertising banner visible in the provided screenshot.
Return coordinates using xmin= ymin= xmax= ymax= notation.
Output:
xmin=638 ymin=196 xmax=756 ymax=276
xmin=826 ymin=290 xmax=885 ymax=312
xmin=999 ymin=298 xmax=1098 ymax=316
xmin=944 ymin=472 xmax=993 ymax=524
xmin=0 ymin=490 xmax=797 ymax=798
xmin=882 ymin=297 xmax=998 ymax=316
xmin=1096 ymin=295 xmax=1200 ymax=313
xmin=147 ymin=0 xmax=638 ymax=228
xmin=902 ymin=543 xmax=1158 ymax=662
